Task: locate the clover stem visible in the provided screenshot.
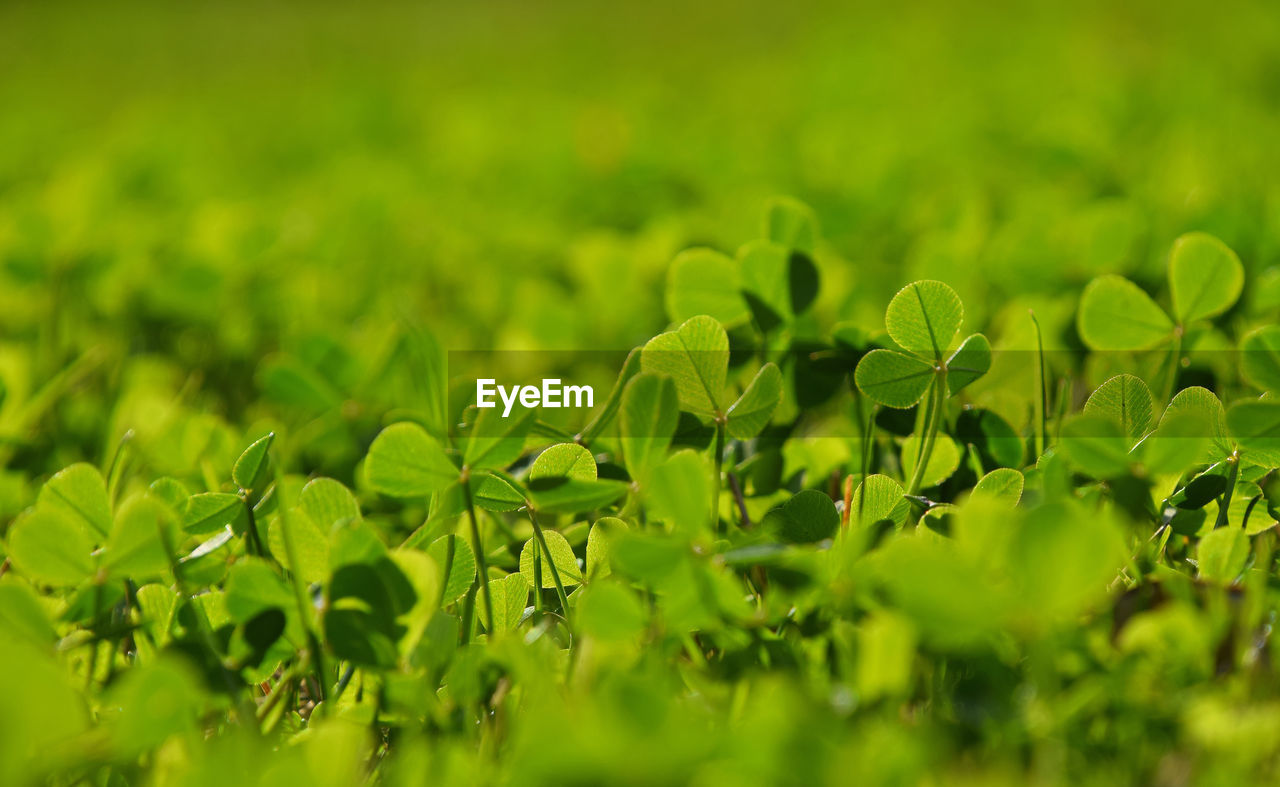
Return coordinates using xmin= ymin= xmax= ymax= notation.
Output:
xmin=530 ymin=528 xmax=543 ymax=614
xmin=243 ymin=498 xmax=264 ymax=557
xmin=856 ymin=394 xmax=876 ymax=526
xmin=906 ymin=369 xmax=948 ymax=496
xmin=1213 ymin=454 xmax=1240 ymax=530
xmin=1161 ymin=328 xmax=1184 ymax=407
xmin=1029 ymin=310 xmax=1048 ymax=458
xmin=462 ymin=475 xmax=495 ymax=636
xmin=712 ymin=417 xmax=726 ymax=531
xmin=85 ymin=579 xmax=103 ymax=692
xmin=528 ymin=508 xmax=571 ymax=622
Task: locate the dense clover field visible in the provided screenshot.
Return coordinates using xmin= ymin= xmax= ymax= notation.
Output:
xmin=4 ymin=1 xmax=1280 ymax=784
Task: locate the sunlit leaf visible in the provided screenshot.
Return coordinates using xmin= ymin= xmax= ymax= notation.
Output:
xmin=884 ymin=280 xmax=963 ymax=360
xmin=1077 ymin=275 xmax=1174 ymax=351
xmin=640 ymin=315 xmax=728 ymax=415
xmin=1169 ymin=232 xmax=1243 ymax=324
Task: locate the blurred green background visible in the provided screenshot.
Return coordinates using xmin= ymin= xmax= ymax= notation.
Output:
xmin=1 ymin=0 xmax=1278 ymax=491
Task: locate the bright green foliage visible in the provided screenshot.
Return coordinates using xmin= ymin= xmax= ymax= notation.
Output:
xmin=900 ymin=434 xmax=961 ymax=488
xmin=620 ymin=372 xmax=679 ymax=482
xmin=1078 ymin=232 xmax=1243 ymax=358
xmin=365 ymin=422 xmax=457 ymax=497
xmin=1169 ymin=232 xmax=1244 ymax=324
xmin=106 ymin=494 xmax=175 ymax=579
xmin=885 ymin=280 xmax=963 ymax=359
xmin=183 ymin=493 xmax=245 ymax=536
xmin=1084 ymin=374 xmax=1155 ymax=443
xmin=641 ymin=315 xmax=730 ymax=415
xmin=473 ymin=473 xmax=525 ymax=512
xmin=665 ymin=248 xmax=749 ymax=325
xmin=971 ymin=468 xmax=1024 ymax=507
xmin=427 ymin=534 xmax=476 ymax=604
xmin=2 ymin=41 xmax=1280 ymax=781
xmin=1197 ymin=527 xmax=1250 ymax=582
xmin=850 ymin=474 xmax=909 ymax=529
xmin=529 ymin=443 xmax=597 ymax=481
xmin=1162 ymin=386 xmax=1233 ymax=461
xmin=1227 ymin=400 xmax=1280 ymax=467
xmin=527 ymin=477 xmax=628 ymax=514
xmin=1078 ymin=275 xmax=1175 ymax=351
xmin=585 ymin=516 xmax=627 ymax=581
xmin=463 ymin=406 xmax=535 ymax=471
xmin=38 ymin=463 xmax=112 ymax=539
xmin=644 ymin=450 xmax=712 ymax=533
xmin=298 ymin=478 xmax=362 ymax=529
xmin=853 ymin=350 xmax=934 ymax=408
xmin=765 ymin=196 xmax=818 ymax=254
xmin=484 ymin=573 xmax=530 ymax=633
xmin=519 ymin=530 xmax=582 ymax=587
xmin=577 ymin=580 xmax=648 ymax=641
xmin=233 ymin=433 xmax=275 ymax=494
xmin=6 ymin=508 xmax=96 ymax=586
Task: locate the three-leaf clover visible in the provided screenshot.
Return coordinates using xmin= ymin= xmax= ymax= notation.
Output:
xmin=853 ymin=281 xmax=989 ymax=494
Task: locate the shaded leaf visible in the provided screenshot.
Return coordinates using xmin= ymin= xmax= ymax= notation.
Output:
xmin=1058 ymin=413 xmax=1130 ymax=478
xmin=946 ymin=333 xmax=990 ymax=395
xmin=725 ymin=363 xmax=782 ymax=439
xmin=1241 ymin=325 xmax=1280 ymax=393
xmin=762 ymin=489 xmax=839 ymax=543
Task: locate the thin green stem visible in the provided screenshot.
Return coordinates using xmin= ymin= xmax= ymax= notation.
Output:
xmin=906 ymin=370 xmax=947 ymax=496
xmin=1029 ymin=310 xmax=1048 ymax=458
xmin=531 ymin=530 xmax=544 ymax=614
xmin=462 ymin=475 xmax=495 ymax=635
xmin=1162 ymin=328 xmax=1184 ymax=406
xmin=257 ymin=661 xmax=305 ymax=723
xmin=712 ymin=417 xmax=726 ymax=531
xmin=85 ymin=578 xmax=104 ymax=692
xmin=328 ymin=663 xmax=357 ymax=707
xmin=460 ymin=586 xmax=476 ymax=645
xmin=243 ymin=498 xmax=264 ymax=557
xmin=528 ymin=508 xmax=571 ymax=622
